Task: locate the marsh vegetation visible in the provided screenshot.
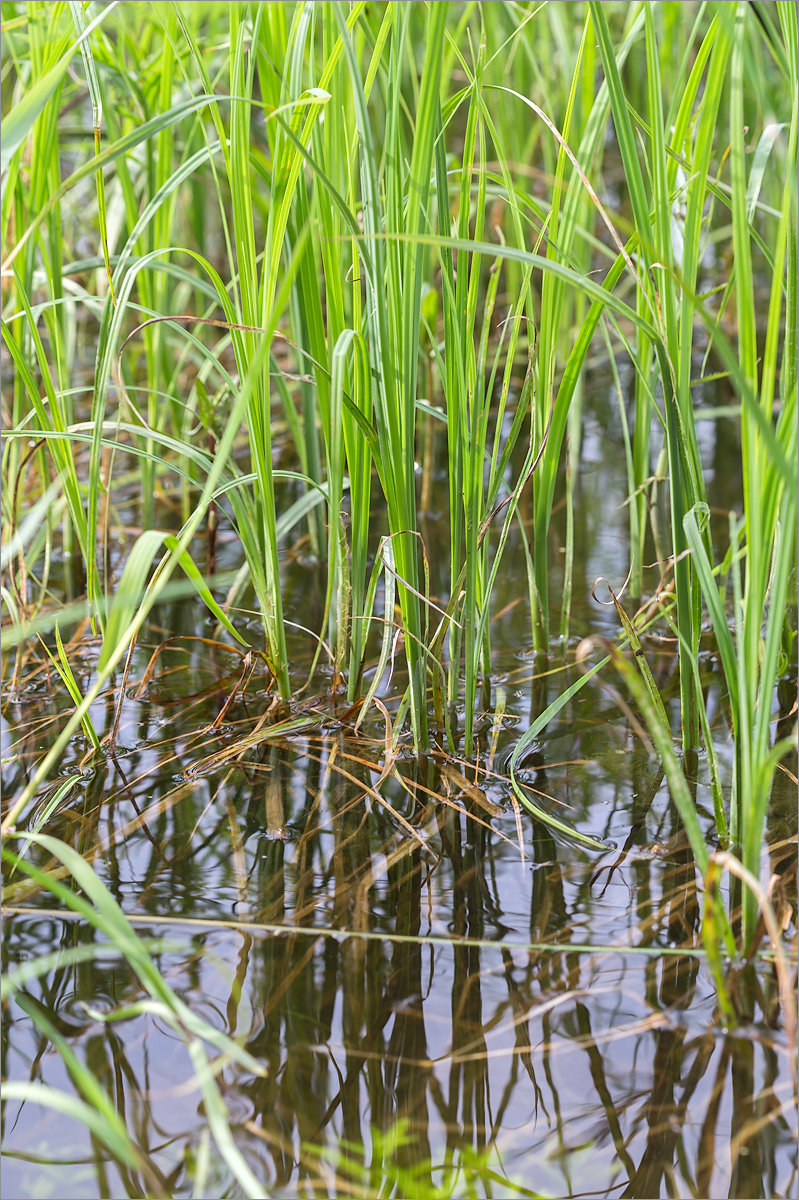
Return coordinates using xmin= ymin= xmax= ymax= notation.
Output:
xmin=1 ymin=1 xmax=797 ymax=1196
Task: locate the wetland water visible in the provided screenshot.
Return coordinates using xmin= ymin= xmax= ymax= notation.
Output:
xmin=2 ymin=373 xmax=796 ymax=1198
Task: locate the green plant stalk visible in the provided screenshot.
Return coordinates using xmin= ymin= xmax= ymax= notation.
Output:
xmin=499 ymin=9 xmax=645 ymax=650
xmin=440 ymin=48 xmax=481 ymax=716
xmin=333 ymin=1 xmax=447 ymax=749
xmin=590 ymin=0 xmax=701 ymax=750
xmin=242 ymin=1 xmax=365 ymax=699
xmin=394 ymin=2 xmax=448 ymax=748
xmin=645 ymin=4 xmax=702 ymax=753
xmin=734 ymin=2 xmax=798 ymax=940
xmin=530 ymin=14 xmax=585 ymax=648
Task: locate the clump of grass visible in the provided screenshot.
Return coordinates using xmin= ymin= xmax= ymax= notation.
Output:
xmin=585 ymin=0 xmax=798 ymax=961
xmin=1 ymin=0 xmax=797 ymax=1156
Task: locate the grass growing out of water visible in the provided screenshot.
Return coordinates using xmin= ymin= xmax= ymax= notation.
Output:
xmin=1 ymin=0 xmax=797 ymax=1184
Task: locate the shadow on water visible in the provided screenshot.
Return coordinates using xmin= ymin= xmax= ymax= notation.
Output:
xmin=1 ymin=384 xmax=796 ymax=1198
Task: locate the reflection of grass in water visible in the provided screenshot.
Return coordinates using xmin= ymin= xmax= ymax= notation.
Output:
xmin=301 ymin=1120 xmax=546 ymax=1199
xmin=3 ymin=713 xmax=796 ymax=1198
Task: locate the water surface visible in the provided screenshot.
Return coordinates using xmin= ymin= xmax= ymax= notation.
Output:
xmin=2 ymin=373 xmax=796 ymax=1199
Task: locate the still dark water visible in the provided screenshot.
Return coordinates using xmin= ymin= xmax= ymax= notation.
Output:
xmin=2 ymin=375 xmax=796 ymax=1198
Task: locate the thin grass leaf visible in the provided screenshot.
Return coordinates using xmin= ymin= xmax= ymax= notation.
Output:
xmin=0 ymin=3 xmax=118 ymax=174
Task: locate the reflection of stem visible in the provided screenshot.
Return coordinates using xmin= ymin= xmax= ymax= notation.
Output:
xmin=226 ymin=796 xmax=250 ymax=916
xmin=729 ymin=1038 xmax=761 ymax=1198
xmin=226 ymin=931 xmax=252 ymax=1039
xmin=264 ymin=764 xmax=285 ymax=840
xmin=696 ymin=1037 xmax=730 ymax=1200
xmin=387 ymin=845 xmax=432 ymax=1186
xmin=540 ymin=1009 xmax=567 ymax=1188
xmin=621 ymin=1026 xmax=687 ymax=1199
xmin=587 ymin=765 xmax=664 ymax=897
xmin=499 ymin=948 xmax=548 ymax=1124
xmin=575 ymin=1001 xmax=635 ymax=1176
